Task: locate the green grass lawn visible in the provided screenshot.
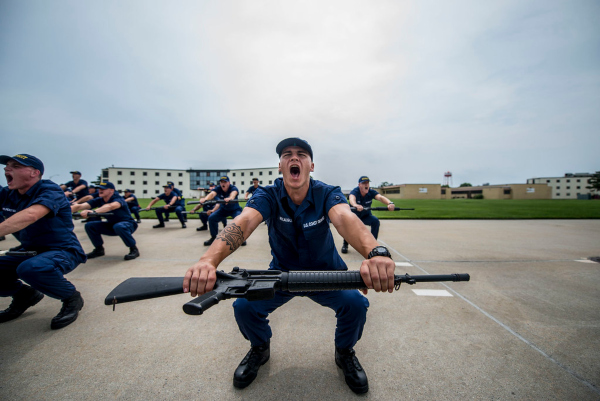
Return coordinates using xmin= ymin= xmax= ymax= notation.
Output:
xmin=133 ymin=198 xmax=600 ymax=219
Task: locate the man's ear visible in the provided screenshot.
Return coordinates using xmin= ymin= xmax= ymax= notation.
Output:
xmin=310 ymin=162 xmax=314 ymax=173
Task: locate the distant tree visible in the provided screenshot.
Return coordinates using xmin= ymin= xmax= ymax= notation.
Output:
xmin=379 ymin=181 xmax=394 ymax=187
xmin=586 ymin=171 xmax=600 ymax=193
xmin=459 ymin=183 xmax=472 ymax=187
xmin=441 ymin=185 xmax=449 ymax=188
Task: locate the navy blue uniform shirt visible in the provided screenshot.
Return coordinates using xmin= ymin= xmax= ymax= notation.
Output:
xmin=350 ymin=187 xmax=379 ymax=218
xmin=246 ymin=185 xmax=265 ymax=196
xmin=64 ymin=179 xmax=89 ymax=200
xmin=212 ymin=185 xmax=242 ymax=212
xmin=87 ymin=193 xmax=135 ymax=225
xmin=0 ymin=180 xmax=86 ymax=260
xmin=158 ymin=191 xmax=185 ymax=207
xmin=125 ymin=193 xmax=139 ymax=208
xmin=246 ymin=177 xmax=348 ymax=272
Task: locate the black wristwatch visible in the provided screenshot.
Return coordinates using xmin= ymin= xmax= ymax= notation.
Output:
xmin=367 ymin=246 xmax=392 ymax=260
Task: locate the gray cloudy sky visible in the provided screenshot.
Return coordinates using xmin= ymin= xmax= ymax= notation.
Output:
xmin=1 ymin=0 xmax=598 ymax=190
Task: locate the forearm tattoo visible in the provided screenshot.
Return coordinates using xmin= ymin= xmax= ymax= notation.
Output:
xmin=215 ymin=223 xmax=245 ymax=251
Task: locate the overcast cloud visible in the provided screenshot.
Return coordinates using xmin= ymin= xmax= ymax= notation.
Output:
xmin=1 ymin=0 xmax=598 ymax=190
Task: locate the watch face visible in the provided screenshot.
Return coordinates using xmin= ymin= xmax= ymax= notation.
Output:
xmin=375 ymin=246 xmax=387 ymax=253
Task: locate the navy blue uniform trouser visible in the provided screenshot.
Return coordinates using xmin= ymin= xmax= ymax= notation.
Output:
xmin=208 ymin=208 xmax=242 ymax=237
xmin=130 ymin=206 xmax=141 ymax=220
xmin=233 ymin=290 xmax=369 ymax=349
xmin=85 ymin=221 xmax=138 ymax=248
xmin=200 ymin=212 xmax=226 ymax=227
xmin=155 ymin=206 xmax=185 ymax=224
xmin=0 ymin=250 xmax=81 ymax=300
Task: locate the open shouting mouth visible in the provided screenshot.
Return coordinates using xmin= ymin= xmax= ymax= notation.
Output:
xmin=5 ymin=173 xmax=13 ymax=186
xmin=290 ymin=165 xmax=300 ymax=179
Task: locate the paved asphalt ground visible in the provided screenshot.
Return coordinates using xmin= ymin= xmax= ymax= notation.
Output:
xmin=1 ymin=219 xmax=599 ymax=400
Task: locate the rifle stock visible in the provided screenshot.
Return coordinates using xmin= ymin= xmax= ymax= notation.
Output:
xmin=105 ymin=268 xmax=470 ymax=316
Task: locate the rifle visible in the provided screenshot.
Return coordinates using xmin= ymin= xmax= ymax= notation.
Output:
xmin=182 ymin=211 xmax=207 ymax=215
xmin=187 ymin=200 xmax=241 ymax=205
xmin=105 ymin=267 xmax=470 ymax=315
xmin=350 ymin=206 xmax=415 ymax=211
xmin=140 ymin=206 xmax=180 ymax=212
xmin=72 ymin=212 xmax=114 ymax=220
xmin=0 ymin=250 xmax=38 ymax=257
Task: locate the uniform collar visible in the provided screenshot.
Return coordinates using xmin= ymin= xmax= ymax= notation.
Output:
xmin=19 ymin=179 xmax=43 ymax=198
xmin=278 ymin=177 xmax=315 ymax=214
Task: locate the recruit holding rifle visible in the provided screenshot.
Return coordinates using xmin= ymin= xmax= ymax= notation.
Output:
xmin=181 ymin=138 xmax=403 ymax=394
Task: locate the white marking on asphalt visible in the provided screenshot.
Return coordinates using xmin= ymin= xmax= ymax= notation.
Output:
xmin=378 ymin=239 xmax=600 ymax=396
xmin=575 ymin=259 xmax=597 ymax=264
xmin=412 ymin=289 xmax=452 ymax=297
xmin=395 ymin=262 xmax=412 ymax=267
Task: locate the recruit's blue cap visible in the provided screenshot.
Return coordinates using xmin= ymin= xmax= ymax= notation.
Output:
xmin=358 ymin=176 xmax=370 ymax=183
xmin=219 ymin=176 xmax=230 ymax=182
xmin=124 ymin=188 xmax=132 ymax=192
xmin=209 ymin=182 xmax=215 ymax=186
xmin=0 ymin=154 xmax=45 ymax=175
xmin=97 ymin=181 xmax=115 ymax=190
xmin=70 ymin=170 xmax=82 ymax=175
xmin=276 ymin=138 xmax=313 ymax=160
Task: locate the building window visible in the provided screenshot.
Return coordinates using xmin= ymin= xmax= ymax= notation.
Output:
xmin=117 ymin=180 xmax=122 ymax=184
xmin=155 ymin=172 xmax=159 ymax=176
xmin=566 ymin=179 xmax=570 ymax=182
xmin=250 ymin=172 xmax=254 ymax=176
xmin=419 ymin=188 xmax=428 ymax=194
xmin=179 ymin=182 xmax=183 ymax=186
xmin=241 ymin=172 xmax=245 ymax=176
xmin=143 ymin=190 xmax=147 ymax=194
xmin=156 ymin=190 xmax=160 ymax=194
xmin=241 ymin=181 xmax=245 ymax=186
xmin=232 ymin=173 xmax=236 ymax=177
xmin=566 ymin=193 xmax=570 ymax=196
xmin=233 ymin=182 xmax=236 ymax=185
xmin=269 ymin=180 xmax=272 ymax=184
xmin=241 ymin=190 xmax=245 ymax=194
xmin=179 ymin=173 xmax=183 ymax=177
xmin=441 ymin=189 xmax=446 ymax=195
xmin=546 ymin=180 xmax=550 ymax=183
xmin=167 ymin=172 xmax=171 ymax=177
xmin=130 ymin=171 xmax=135 ymax=176
xmin=207 ymin=172 xmax=210 ymax=177
xmin=577 ymin=186 xmax=581 ymax=189
xmin=556 ymin=186 xmax=560 ymax=190
xmin=117 ymin=171 xmax=122 ymax=175
xmin=504 ymin=189 xmax=511 ymax=195
xmin=556 ymin=193 xmax=560 ymax=196
xmin=577 ymin=179 xmax=581 ymax=182
xmin=143 ymin=172 xmax=147 ymax=176
xmin=102 ymin=171 xmax=109 ymax=178
xmin=155 ymin=181 xmax=159 ymax=185
xmin=259 ymin=171 xmax=263 ymax=175
xmin=566 ymin=186 xmax=570 ymax=189
xmin=143 ymin=181 xmax=147 ymax=185
xmin=260 ymin=181 xmax=263 ymax=184
xmin=130 ymin=181 xmax=135 ymax=185
xmin=269 ymin=171 xmax=273 ymax=175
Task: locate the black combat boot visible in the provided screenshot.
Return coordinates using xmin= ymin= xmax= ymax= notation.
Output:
xmin=233 ymin=341 xmax=270 ymax=389
xmin=335 ymin=347 xmax=368 ymax=394
xmin=86 ymin=247 xmax=105 ymax=259
xmin=181 ymin=223 xmax=187 ymax=228
xmin=153 ymin=223 xmax=165 ymax=228
xmin=51 ymin=290 xmax=84 ymax=330
xmin=124 ymin=247 xmax=140 ymax=260
xmin=196 ymin=225 xmax=208 ymax=231
xmin=0 ymin=284 xmax=44 ymax=323
xmin=204 ymin=237 xmax=215 ymax=246
xmin=341 ymin=240 xmax=349 ymax=254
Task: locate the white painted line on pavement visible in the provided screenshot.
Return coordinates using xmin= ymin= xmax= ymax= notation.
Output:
xmin=378 ymin=239 xmax=600 ymax=396
xmin=412 ymin=289 xmax=453 ymax=297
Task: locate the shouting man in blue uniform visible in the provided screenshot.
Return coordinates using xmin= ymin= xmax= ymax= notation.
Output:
xmin=199 ymin=176 xmax=244 ymax=246
xmin=183 ymin=138 xmax=395 ymax=394
xmin=123 ymin=189 xmax=142 ymax=223
xmin=244 ymin=177 xmax=265 ymax=200
xmin=342 ymin=176 xmax=396 ymax=254
xmin=0 ymin=154 xmax=86 ymax=330
xmin=71 ymin=182 xmax=139 ymax=261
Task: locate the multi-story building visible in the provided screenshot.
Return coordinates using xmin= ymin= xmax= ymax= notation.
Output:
xmin=228 ymin=167 xmax=280 ymax=194
xmin=526 ymin=173 xmax=594 ymax=199
xmin=101 ymin=166 xmax=281 ymax=198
